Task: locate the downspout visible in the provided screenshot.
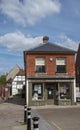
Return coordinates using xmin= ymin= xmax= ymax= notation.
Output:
xmin=26 ymin=79 xmax=29 ymax=107
xmin=24 ymin=51 xmax=29 ymax=106
xmin=73 ymin=78 xmax=76 ymax=103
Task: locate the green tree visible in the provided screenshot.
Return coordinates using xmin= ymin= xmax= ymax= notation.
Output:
xmin=0 ymin=75 xmax=6 ymax=87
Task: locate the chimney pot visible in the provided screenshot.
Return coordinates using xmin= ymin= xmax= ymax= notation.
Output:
xmin=43 ymin=36 xmax=49 ymax=43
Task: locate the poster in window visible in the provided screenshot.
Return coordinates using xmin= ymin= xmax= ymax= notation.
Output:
xmin=34 ymin=86 xmax=38 ymax=91
xmin=49 ymin=90 xmax=52 ymax=95
xmin=38 ymin=86 xmax=41 ymax=94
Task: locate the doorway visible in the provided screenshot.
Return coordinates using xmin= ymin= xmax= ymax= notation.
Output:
xmin=47 ymin=88 xmax=54 ymax=99
xmin=46 ymin=83 xmax=58 ymax=105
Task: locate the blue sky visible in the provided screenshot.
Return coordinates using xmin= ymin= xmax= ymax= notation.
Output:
xmin=0 ymin=0 xmax=80 ymax=75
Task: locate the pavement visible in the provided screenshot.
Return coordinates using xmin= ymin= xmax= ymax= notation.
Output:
xmin=0 ymin=95 xmax=55 ymax=130
xmin=12 ymin=125 xmax=27 ymax=130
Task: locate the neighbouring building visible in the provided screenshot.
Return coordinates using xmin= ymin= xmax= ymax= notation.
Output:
xmin=6 ymin=65 xmax=25 ymax=96
xmin=75 ymin=43 xmax=80 ymax=101
xmin=24 ymin=36 xmax=76 ymax=106
xmin=76 ymin=43 xmax=80 ymax=87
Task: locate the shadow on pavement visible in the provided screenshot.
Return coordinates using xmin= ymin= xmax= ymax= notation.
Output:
xmin=5 ymin=94 xmax=25 ymax=106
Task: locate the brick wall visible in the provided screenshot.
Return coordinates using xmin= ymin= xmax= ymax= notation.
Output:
xmin=25 ymin=53 xmax=75 ymax=77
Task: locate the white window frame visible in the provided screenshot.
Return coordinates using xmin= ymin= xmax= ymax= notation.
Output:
xmin=35 ymin=58 xmax=45 ymax=73
xmin=56 ymin=58 xmax=66 ymax=73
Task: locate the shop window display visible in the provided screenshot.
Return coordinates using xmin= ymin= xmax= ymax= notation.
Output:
xmin=32 ymin=83 xmax=43 ymax=100
xmin=59 ymin=83 xmax=70 ymax=99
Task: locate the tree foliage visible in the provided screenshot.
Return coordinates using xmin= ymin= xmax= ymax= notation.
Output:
xmin=0 ymin=75 xmax=6 ymax=86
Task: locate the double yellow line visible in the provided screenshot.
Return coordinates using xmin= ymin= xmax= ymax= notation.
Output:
xmin=51 ymin=121 xmax=62 ymax=130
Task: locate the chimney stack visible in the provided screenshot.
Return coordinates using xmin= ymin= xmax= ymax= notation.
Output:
xmin=43 ymin=36 xmax=49 ymax=43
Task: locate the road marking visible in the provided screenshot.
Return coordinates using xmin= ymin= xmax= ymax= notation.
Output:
xmin=51 ymin=121 xmax=62 ymax=130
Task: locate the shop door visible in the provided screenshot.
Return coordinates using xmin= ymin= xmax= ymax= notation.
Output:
xmin=46 ymin=83 xmax=58 ymax=105
xmin=47 ymin=88 xmax=54 ymax=99
xmin=54 ymin=85 xmax=58 ymax=105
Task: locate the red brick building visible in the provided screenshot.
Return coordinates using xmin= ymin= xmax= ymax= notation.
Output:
xmin=24 ymin=36 xmax=76 ymax=106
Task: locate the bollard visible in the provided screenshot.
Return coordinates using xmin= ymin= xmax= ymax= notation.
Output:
xmin=24 ymin=104 xmax=27 ymax=123
xmin=32 ymin=117 xmax=40 ymax=130
xmin=27 ymin=108 xmax=31 ymax=130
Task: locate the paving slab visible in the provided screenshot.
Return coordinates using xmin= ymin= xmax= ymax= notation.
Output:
xmin=12 ymin=125 xmax=27 ymax=130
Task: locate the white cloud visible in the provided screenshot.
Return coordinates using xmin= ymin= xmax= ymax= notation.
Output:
xmin=0 ymin=0 xmax=61 ymax=26
xmin=0 ymin=31 xmax=43 ymax=52
xmin=0 ymin=32 xmax=79 ymax=52
xmin=56 ymin=34 xmax=79 ymax=51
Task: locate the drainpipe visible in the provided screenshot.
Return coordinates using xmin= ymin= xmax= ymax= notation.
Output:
xmin=26 ymin=78 xmax=29 ymax=107
xmin=73 ymin=78 xmax=76 ymax=103
xmin=24 ymin=51 xmax=29 ymax=107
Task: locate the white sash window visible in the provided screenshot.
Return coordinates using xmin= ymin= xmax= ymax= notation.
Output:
xmin=56 ymin=58 xmax=66 ymax=73
xmin=35 ymin=58 xmax=45 ymax=73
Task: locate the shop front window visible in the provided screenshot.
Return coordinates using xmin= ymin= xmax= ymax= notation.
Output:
xmin=59 ymin=83 xmax=70 ymax=99
xmin=32 ymin=83 xmax=43 ymax=100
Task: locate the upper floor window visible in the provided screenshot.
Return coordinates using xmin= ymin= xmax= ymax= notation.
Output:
xmin=56 ymin=58 xmax=66 ymax=73
xmin=35 ymin=58 xmax=45 ymax=73
xmin=17 ymin=81 xmax=23 ymax=85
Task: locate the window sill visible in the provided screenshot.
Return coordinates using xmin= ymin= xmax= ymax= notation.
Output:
xmin=32 ymin=99 xmax=44 ymax=101
xmin=35 ymin=71 xmax=46 ymax=73
xmin=35 ymin=72 xmax=47 ymax=75
xmin=59 ymin=99 xmax=70 ymax=101
xmin=56 ymin=72 xmax=68 ymax=75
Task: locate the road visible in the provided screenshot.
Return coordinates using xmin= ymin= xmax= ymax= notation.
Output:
xmin=37 ymin=106 xmax=80 ymax=130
